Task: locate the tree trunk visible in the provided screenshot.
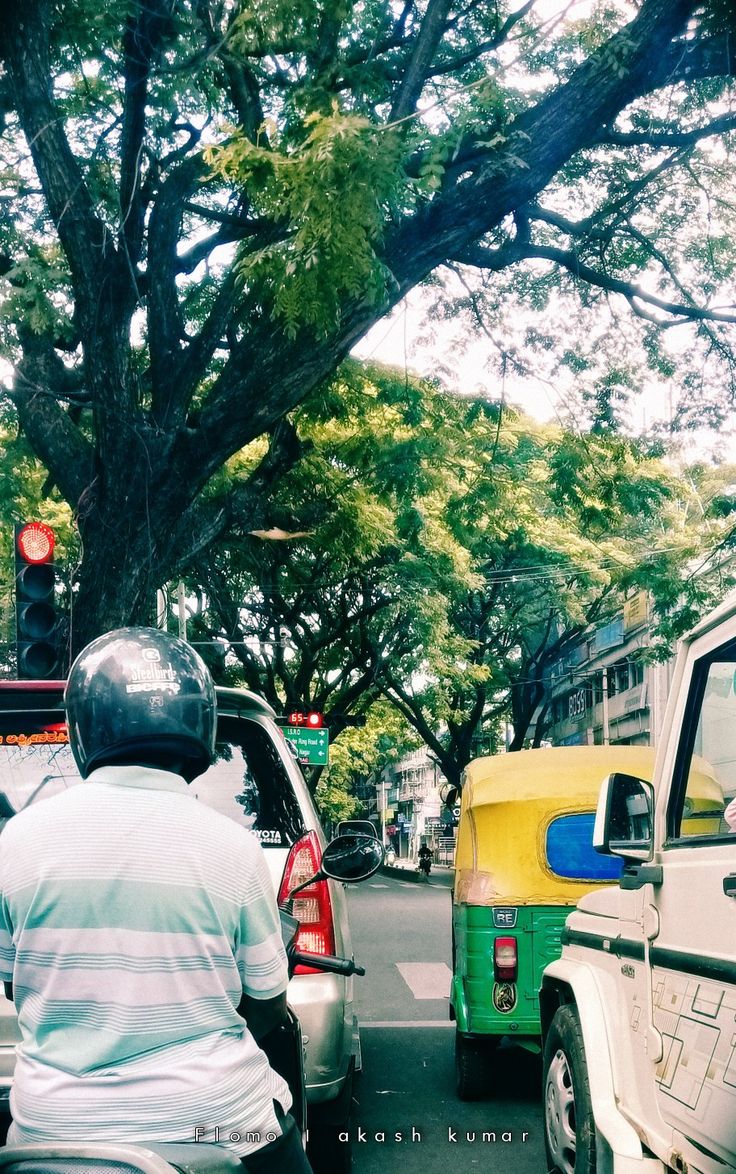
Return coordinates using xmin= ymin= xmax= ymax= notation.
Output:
xmin=68 ymin=448 xmax=198 ymax=653
xmin=508 ymin=678 xmax=545 ymax=751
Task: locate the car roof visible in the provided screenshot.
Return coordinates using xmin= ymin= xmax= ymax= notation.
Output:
xmin=0 ymin=680 xmax=278 ymax=720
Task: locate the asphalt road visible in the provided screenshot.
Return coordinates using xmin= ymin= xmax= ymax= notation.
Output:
xmin=346 ymin=871 xmax=545 ymax=1174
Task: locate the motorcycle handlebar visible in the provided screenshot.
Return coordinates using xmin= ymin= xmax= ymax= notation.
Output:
xmin=290 ymin=949 xmax=366 ymax=977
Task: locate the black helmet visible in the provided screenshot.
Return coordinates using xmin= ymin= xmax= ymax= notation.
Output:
xmin=65 ymin=627 xmax=216 ymax=780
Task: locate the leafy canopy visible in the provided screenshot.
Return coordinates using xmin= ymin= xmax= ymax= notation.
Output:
xmin=2 ymin=0 xmax=736 ymax=647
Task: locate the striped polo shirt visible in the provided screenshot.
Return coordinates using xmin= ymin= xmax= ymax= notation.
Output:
xmin=0 ymin=765 xmax=291 ymax=1156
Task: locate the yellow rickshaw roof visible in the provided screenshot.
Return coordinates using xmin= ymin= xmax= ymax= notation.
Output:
xmin=463 ymin=745 xmax=656 ymax=807
xmin=461 ymin=744 xmax=717 ymax=808
xmin=454 ymin=745 xmax=721 ymax=906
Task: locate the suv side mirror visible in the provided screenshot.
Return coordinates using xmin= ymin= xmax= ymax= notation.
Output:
xmin=594 ymin=773 xmax=654 ymax=862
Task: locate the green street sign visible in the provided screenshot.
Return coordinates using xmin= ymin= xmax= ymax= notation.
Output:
xmin=284 ymin=725 xmax=329 ymax=766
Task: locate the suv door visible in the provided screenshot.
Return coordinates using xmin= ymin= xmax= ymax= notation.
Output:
xmin=644 ymin=633 xmax=736 ymax=1172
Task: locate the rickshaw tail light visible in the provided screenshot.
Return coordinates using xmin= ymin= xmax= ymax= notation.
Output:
xmin=494 ymin=937 xmax=517 ymax=982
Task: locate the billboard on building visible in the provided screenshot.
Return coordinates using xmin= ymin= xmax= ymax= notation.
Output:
xmin=624 ymin=591 xmax=649 ymax=632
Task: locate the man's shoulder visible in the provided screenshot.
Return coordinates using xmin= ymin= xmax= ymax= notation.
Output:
xmin=6 ymin=786 xmax=82 ymax=827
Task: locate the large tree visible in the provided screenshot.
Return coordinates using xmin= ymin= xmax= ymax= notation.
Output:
xmin=1 ymin=0 xmax=735 ymax=649
xmin=185 ymin=362 xmax=480 ymax=734
xmin=184 ymin=364 xmax=722 ymax=789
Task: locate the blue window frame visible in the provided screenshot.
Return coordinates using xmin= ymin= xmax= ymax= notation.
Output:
xmin=546 ymin=812 xmax=623 ymax=881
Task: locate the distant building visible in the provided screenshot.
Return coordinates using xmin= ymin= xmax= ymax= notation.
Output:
xmin=369 ymin=748 xmax=449 ymax=860
xmin=545 ymin=590 xmax=676 ymax=748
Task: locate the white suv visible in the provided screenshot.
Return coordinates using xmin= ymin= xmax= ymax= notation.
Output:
xmin=0 ymin=681 xmax=358 ymax=1174
xmin=540 ymin=593 xmax=736 ymax=1174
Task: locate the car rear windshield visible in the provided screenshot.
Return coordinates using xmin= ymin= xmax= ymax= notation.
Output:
xmin=0 ymin=710 xmax=305 ymax=846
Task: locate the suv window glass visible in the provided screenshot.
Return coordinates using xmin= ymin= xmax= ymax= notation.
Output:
xmin=194 ymin=716 xmax=305 ymax=846
xmin=0 ymin=710 xmax=305 ymax=847
xmin=671 ymin=656 xmax=735 ymax=841
xmin=0 ymin=715 xmax=76 ymax=827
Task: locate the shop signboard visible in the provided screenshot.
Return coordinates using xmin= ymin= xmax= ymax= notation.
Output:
xmin=623 ymin=590 xmax=649 ymax=632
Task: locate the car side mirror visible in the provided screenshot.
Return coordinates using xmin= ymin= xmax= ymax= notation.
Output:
xmin=285 ymin=835 xmax=386 ymax=900
xmin=319 ymin=834 xmax=385 ymax=883
xmin=594 ymin=772 xmax=654 ymax=862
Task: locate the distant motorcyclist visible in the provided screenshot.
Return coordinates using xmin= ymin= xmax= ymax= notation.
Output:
xmin=0 ymin=627 xmax=312 ymax=1173
xmin=417 ymin=843 xmax=432 ymax=876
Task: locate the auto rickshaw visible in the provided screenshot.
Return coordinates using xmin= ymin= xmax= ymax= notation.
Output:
xmin=450 ymin=744 xmax=723 ymax=1100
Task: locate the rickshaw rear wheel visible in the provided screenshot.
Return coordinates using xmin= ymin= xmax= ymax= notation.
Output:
xmin=543 ymin=1004 xmax=596 ymax=1174
xmin=455 ymin=1031 xmax=498 ymax=1100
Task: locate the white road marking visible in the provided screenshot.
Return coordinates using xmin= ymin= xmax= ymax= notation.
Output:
xmin=369 ymin=882 xmax=389 ymax=888
xmin=396 ymin=962 xmax=452 ymax=1000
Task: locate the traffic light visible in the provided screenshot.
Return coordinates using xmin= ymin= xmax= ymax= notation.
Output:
xmin=287 ymin=710 xmax=324 ymax=728
xmin=15 ymin=523 xmax=59 ymax=679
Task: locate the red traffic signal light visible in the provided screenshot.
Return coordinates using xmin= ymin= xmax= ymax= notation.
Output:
xmin=15 ymin=523 xmax=59 ymax=679
xmin=287 ymin=710 xmax=324 ymax=728
xmin=17 ymin=522 xmax=55 ymax=565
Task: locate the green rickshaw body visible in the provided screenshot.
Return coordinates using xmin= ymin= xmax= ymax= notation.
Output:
xmin=452 ymin=903 xmax=568 ymax=1037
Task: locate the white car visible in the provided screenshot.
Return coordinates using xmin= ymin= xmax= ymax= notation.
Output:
xmin=540 ymin=592 xmax=736 ymax=1174
xmin=0 ymin=682 xmax=358 ymax=1174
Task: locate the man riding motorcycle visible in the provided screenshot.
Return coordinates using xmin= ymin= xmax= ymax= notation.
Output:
xmin=0 ymin=627 xmax=312 ymax=1172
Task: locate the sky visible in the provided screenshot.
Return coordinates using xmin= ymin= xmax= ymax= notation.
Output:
xmin=352 ymin=290 xmax=736 ymax=466
xmin=351 ymin=0 xmax=736 ymax=465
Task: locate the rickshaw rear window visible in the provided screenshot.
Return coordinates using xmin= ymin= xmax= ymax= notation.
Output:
xmin=546 ymin=813 xmax=624 ymax=881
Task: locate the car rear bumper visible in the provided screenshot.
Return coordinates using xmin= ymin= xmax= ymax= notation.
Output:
xmin=288 ymin=972 xmax=353 ymax=1103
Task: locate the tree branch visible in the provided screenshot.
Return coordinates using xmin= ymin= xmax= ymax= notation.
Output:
xmin=174 ymin=270 xmax=239 ymax=407
xmin=596 ymin=111 xmax=736 ymax=149
xmin=378 ymin=675 xmax=448 ymax=766
xmin=221 ymin=54 xmax=267 ymax=142
xmin=423 ymin=0 xmax=538 ymax=78
xmin=11 ymin=327 xmax=95 ymax=507
xmin=385 ymin=0 xmax=700 ymax=292
xmin=119 ymin=2 xmax=176 ymax=267
xmin=174 ymin=209 xmax=280 ymax=275
xmin=164 ymin=418 xmax=305 ymax=579
xmin=147 ymin=153 xmax=209 ymax=424
xmin=522 ymin=148 xmax=688 ymax=247
xmin=187 ymin=321 xmax=352 ymax=487
xmin=645 ymin=28 xmax=735 ymax=91
xmin=0 ymin=0 xmax=119 ymax=327
xmin=389 ymin=0 xmax=455 ymax=121
xmin=454 ymin=239 xmax=736 ymax=325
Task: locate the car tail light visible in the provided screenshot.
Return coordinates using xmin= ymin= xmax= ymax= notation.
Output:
xmin=278 ymin=830 xmax=336 ymax=975
xmin=493 ymin=936 xmax=517 ymax=983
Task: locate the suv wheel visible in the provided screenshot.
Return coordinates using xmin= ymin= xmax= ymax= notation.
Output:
xmin=455 ymin=1031 xmax=497 ymax=1101
xmin=543 ymin=1004 xmax=596 ymax=1174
